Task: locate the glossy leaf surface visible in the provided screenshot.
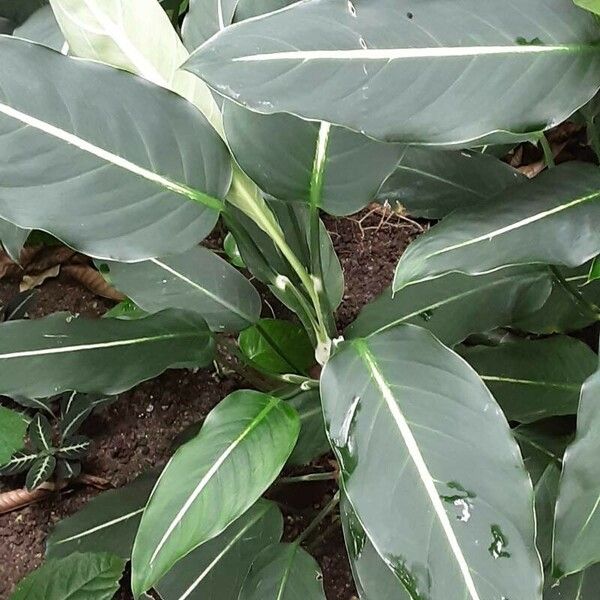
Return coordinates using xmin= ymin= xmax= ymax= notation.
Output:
xmin=0 ymin=406 xmax=28 ymax=465
xmin=224 ymin=102 xmax=403 ymax=215
xmin=131 ymin=390 xmax=300 ymax=596
xmin=185 ymin=0 xmax=600 ymax=145
xmin=347 ymin=267 xmax=552 ymax=346
xmin=377 ymin=148 xmax=524 ymax=219
xmin=461 ymin=337 xmax=598 ymax=423
xmin=99 ymin=246 xmax=261 ymax=334
xmin=10 ymin=552 xmax=126 ymax=600
xmin=554 ymin=367 xmax=600 ymax=576
xmin=321 ymin=326 xmax=542 ymax=599
xmin=0 ymin=36 xmax=230 ymax=261
xmin=47 ymin=472 xmax=158 ymax=559
xmin=13 ymin=5 xmax=63 ymax=50
xmin=183 ymin=0 xmax=238 ymax=50
xmin=238 ymin=543 xmax=326 ymax=600
xmin=156 ymin=500 xmax=283 ymax=600
xmin=394 ymin=163 xmax=600 ymax=291
xmin=0 ymin=310 xmax=214 ymax=398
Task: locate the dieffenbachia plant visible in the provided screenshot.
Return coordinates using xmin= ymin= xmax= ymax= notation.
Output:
xmin=1 ymin=0 xmax=600 ymax=598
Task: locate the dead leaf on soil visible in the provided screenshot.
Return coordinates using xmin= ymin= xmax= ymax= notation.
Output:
xmin=20 ymin=265 xmax=61 ymax=291
xmin=62 ymin=265 xmax=125 ymax=301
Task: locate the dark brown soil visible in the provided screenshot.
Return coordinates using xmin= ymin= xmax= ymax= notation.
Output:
xmin=0 ymin=210 xmax=419 ymax=600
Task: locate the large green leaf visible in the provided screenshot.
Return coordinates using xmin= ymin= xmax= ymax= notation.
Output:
xmin=234 ymin=0 xmax=294 ymax=21
xmin=224 ymin=102 xmax=403 ymax=215
xmin=321 ymin=326 xmax=542 ymax=599
xmin=515 ymin=264 xmax=600 ymax=333
xmin=0 ymin=36 xmax=230 ymax=261
xmin=46 ymin=472 xmax=158 ymax=559
xmin=184 ymin=0 xmax=600 ymax=145
xmin=554 ymin=367 xmax=600 ymax=577
xmin=394 ymin=163 xmax=600 ymax=291
xmin=10 ymin=552 xmax=126 ymax=600
xmin=182 ymin=0 xmax=238 ymax=51
xmin=48 ymin=0 xmax=222 ymax=131
xmin=376 ymin=148 xmax=524 ymax=219
xmin=346 ymin=266 xmax=552 ymax=346
xmin=14 ymin=4 xmax=63 ymax=50
xmin=575 ymin=0 xmax=600 ymax=15
xmin=544 ymin=564 xmax=600 ymax=598
xmin=0 ymin=0 xmax=46 ymax=25
xmin=98 ymin=246 xmax=261 ymax=334
xmin=461 ymin=337 xmax=598 ymax=423
xmin=131 ymin=390 xmax=300 ymax=596
xmin=0 ymin=405 xmax=28 ymax=465
xmin=238 ymin=543 xmax=326 ymax=600
xmin=341 ymin=493 xmax=411 ymax=600
xmin=156 ymin=499 xmax=283 ymax=600
xmin=0 ymin=309 xmax=214 ymax=398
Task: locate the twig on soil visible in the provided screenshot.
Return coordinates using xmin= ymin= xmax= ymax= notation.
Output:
xmin=278 ymin=471 xmax=338 ymax=485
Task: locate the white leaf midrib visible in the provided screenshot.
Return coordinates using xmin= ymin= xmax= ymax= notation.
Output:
xmin=356 ymin=340 xmax=481 ymax=600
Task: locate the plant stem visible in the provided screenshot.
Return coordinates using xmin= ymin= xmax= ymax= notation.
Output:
xmin=295 ymin=490 xmax=340 ymax=546
xmin=540 ymin=134 xmax=555 ymax=169
xmin=550 ymin=266 xmax=600 ymax=321
xmin=279 ymin=472 xmax=338 ymax=484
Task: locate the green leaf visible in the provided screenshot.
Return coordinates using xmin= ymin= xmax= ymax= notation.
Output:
xmin=0 ymin=290 xmax=37 ymax=322
xmin=238 ymin=543 xmax=326 ymax=600
xmin=346 ymin=266 xmax=552 ymax=346
xmin=0 ymin=36 xmax=230 ymax=261
xmin=280 ymin=387 xmax=329 ymax=466
xmin=10 ymin=552 xmax=126 ymax=600
xmin=0 ymin=309 xmax=214 ymax=398
xmin=29 ymin=413 xmax=53 ymax=453
xmin=184 ymin=0 xmax=600 ymax=145
xmin=0 ymin=449 xmax=39 ymax=475
xmin=234 ymin=0 xmax=294 ymax=21
xmin=554 ymin=366 xmax=600 ymax=576
xmin=574 ymin=0 xmax=600 ymax=16
xmin=223 ymin=102 xmax=403 ymax=216
xmin=239 ymin=319 xmax=314 ymax=375
xmin=461 ymin=337 xmax=598 ymax=423
xmin=57 ymin=436 xmax=91 ymax=460
xmin=321 ymin=326 xmax=542 ymax=599
xmin=544 ymin=563 xmax=600 ymax=598
xmin=0 ymin=218 xmax=29 ymax=262
xmin=341 ymin=493 xmax=411 ymax=600
xmin=131 ymin=390 xmax=300 ymax=596
xmin=394 ymin=163 xmax=600 ymax=292
xmin=224 ymin=232 xmax=245 ymax=268
xmin=588 ymin=255 xmax=600 ymax=282
xmin=0 ymin=0 xmax=46 ymax=25
xmin=47 ymin=471 xmax=158 ymax=559
xmin=13 ymin=5 xmax=63 ymax=50
xmin=98 ymin=246 xmax=261 ymax=334
xmin=182 ymin=0 xmax=239 ymax=50
xmin=156 ymin=499 xmax=283 ymax=600
xmin=60 ymin=393 xmax=93 ymax=440
xmin=0 ymin=406 xmax=28 ymax=465
xmin=55 ymin=458 xmax=81 ymax=481
xmin=376 ymin=148 xmax=524 ymax=219
xmin=48 ymin=0 xmax=222 ymax=132
xmin=515 ymin=264 xmax=600 ymax=333
xmin=103 ymin=299 xmax=148 ymax=321
xmin=25 ymin=454 xmax=56 ymax=490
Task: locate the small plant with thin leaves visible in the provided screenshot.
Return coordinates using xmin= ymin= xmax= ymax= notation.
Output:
xmin=0 ymin=0 xmax=600 ymax=598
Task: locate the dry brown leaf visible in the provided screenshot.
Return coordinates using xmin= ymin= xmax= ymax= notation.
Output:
xmin=19 ymin=265 xmax=61 ymax=291
xmin=0 ymin=483 xmax=55 ymax=515
xmin=63 ymin=265 xmax=125 ymax=301
xmin=517 ymin=141 xmax=568 ymax=179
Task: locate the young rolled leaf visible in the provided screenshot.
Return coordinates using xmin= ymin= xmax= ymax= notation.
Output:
xmin=29 ymin=413 xmax=53 ymax=453
xmin=224 ymin=102 xmax=403 ymax=216
xmin=49 ymin=0 xmax=222 ymax=131
xmin=131 ymin=390 xmax=300 ymax=597
xmin=25 ymin=454 xmax=56 ymax=490
xmin=321 ymin=325 xmax=542 ymax=599
xmin=238 ymin=543 xmax=326 ymax=600
xmin=156 ymin=499 xmax=283 ymax=600
xmin=0 ymin=309 xmax=214 ymax=398
xmin=554 ymin=366 xmax=600 ymax=577
xmin=346 ymin=266 xmax=552 ymax=346
xmin=0 ymin=36 xmax=230 ymax=261
xmin=47 ymin=471 xmax=158 ymax=559
xmin=394 ymin=163 xmax=600 ymax=291
xmin=544 ymin=563 xmax=600 ymax=598
xmin=98 ymin=246 xmax=261 ymax=334
xmin=239 ymin=319 xmax=314 ymax=375
xmin=185 ymin=0 xmax=600 ymax=145
xmin=10 ymin=552 xmax=126 ymax=600
xmin=515 ymin=264 xmax=600 ymax=333
xmin=341 ymin=494 xmax=411 ymax=600
xmin=461 ymin=337 xmax=598 ymax=423
xmin=0 ymin=406 xmax=28 ymax=465
xmin=376 ymin=148 xmax=524 ymax=219
xmin=13 ymin=5 xmax=63 ymax=50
